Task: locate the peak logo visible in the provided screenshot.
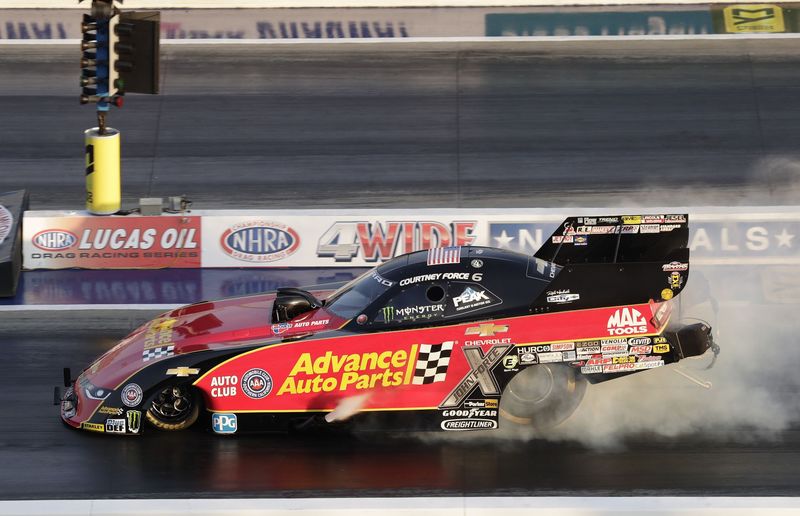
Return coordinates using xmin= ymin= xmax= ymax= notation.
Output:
xmin=607 ymin=307 xmax=648 ymax=336
xmin=317 ymin=220 xmax=476 ymax=262
xmin=32 ymin=230 xmax=77 ymax=251
xmin=221 ymin=221 xmax=300 ymax=263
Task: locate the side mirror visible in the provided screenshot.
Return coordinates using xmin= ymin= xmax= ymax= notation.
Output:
xmin=271 ymin=288 xmax=322 ymax=324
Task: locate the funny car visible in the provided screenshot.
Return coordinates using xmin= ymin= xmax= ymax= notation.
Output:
xmin=59 ymin=214 xmax=716 ymax=436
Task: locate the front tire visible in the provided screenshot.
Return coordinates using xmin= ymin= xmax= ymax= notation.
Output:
xmin=146 ymin=384 xmax=200 ymax=431
xmin=499 ymin=364 xmax=587 ymax=431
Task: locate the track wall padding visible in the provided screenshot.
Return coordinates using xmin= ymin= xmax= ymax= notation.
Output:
xmin=0 ymin=190 xmax=29 ymax=297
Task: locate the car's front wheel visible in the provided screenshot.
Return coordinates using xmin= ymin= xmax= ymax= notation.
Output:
xmin=146 ymin=384 xmax=200 ymax=431
xmin=499 ymin=364 xmax=587 ymax=431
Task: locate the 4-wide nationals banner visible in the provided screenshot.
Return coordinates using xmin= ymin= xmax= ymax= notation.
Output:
xmin=22 ymin=208 xmax=800 ymax=269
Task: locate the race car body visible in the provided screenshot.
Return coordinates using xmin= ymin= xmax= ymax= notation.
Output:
xmin=60 ymin=214 xmax=716 ymax=436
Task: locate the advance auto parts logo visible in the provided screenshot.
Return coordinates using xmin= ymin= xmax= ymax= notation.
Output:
xmin=277 ymin=347 xmax=421 ymax=396
xmin=220 ymin=220 xmax=300 ymax=263
xmin=606 ymin=307 xmax=648 ymax=336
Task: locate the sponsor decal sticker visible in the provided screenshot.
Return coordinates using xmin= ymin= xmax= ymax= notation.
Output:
xmin=629 ymin=345 xmax=653 ymax=355
xmin=607 ymin=307 xmax=648 ymax=335
xmin=126 ymin=410 xmax=141 ymax=434
xmin=210 ymin=375 xmax=238 ymax=398
xmin=654 ymin=343 xmax=671 ymax=353
xmin=212 ymin=413 xmax=238 ymax=434
xmin=661 ymin=288 xmax=674 ymax=300
xmin=166 ymin=367 xmax=200 ymax=377
xmin=276 ymin=344 xmax=434 ymax=395
xmin=519 ymin=352 xmax=537 ymax=365
xmin=98 ymin=406 xmax=124 ymax=416
xmin=143 ymin=317 xmax=176 ymax=350
xmin=449 ymin=285 xmax=500 ymax=314
xmin=640 ymin=224 xmax=660 ymax=233
xmin=622 ymin=215 xmax=642 ymax=224
xmin=220 ymin=220 xmax=300 ymax=263
xmin=81 ymin=422 xmax=105 ymax=433
xmin=440 ymin=344 xmax=510 ymax=408
xmin=546 ymin=289 xmax=580 ymax=304
xmin=668 ymin=272 xmax=684 ymax=290
xmin=662 ymin=261 xmax=689 ymax=272
xmin=471 ymin=259 xmax=483 ymax=268
xmin=502 ymin=355 xmax=519 ymax=370
xmin=465 ymin=323 xmax=508 ymax=337
xmin=105 ymin=418 xmax=126 ymax=434
xmin=241 ymin=368 xmax=273 ymax=399
xmin=370 ymin=270 xmax=394 ymax=287
xmin=271 ymin=322 xmax=292 ymax=335
xmin=441 ymin=418 xmax=497 ymax=431
xmin=537 ymin=351 xmax=563 ymax=363
xmin=142 ymin=345 xmax=175 ymax=362
xmin=121 ymin=383 xmax=143 ymax=407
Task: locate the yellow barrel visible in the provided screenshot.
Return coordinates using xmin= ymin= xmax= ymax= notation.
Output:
xmin=85 ymin=127 xmax=121 ymax=215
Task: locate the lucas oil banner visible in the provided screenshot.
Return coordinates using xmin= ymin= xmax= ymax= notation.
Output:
xmin=23 ymin=213 xmax=201 ymax=269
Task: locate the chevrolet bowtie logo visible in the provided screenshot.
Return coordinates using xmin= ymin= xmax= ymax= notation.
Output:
xmin=465 ymin=323 xmax=509 ymax=337
xmin=166 ymin=367 xmax=200 ymax=377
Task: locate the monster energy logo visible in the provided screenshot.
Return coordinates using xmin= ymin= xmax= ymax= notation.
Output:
xmin=381 ymin=306 xmax=395 ymax=321
xmin=126 ymin=410 xmax=141 ymax=434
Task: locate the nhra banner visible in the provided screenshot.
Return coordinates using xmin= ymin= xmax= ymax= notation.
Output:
xmin=23 ymin=213 xmax=201 ymax=269
xmin=22 ymin=209 xmax=800 ymax=269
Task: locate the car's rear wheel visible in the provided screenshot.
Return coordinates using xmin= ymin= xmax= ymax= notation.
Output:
xmin=499 ymin=364 xmax=587 ymax=431
xmin=146 ymin=384 xmax=200 ymax=431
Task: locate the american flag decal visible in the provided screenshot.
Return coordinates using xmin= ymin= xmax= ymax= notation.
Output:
xmin=412 ymin=341 xmax=454 ymax=385
xmin=427 ymin=246 xmax=461 ymax=266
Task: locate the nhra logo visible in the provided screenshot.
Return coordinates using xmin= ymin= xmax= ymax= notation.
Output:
xmin=317 ymin=221 xmax=476 ymax=262
xmin=221 ymin=221 xmax=300 ymax=263
xmin=32 ymin=229 xmax=77 ymax=251
xmin=607 ymin=307 xmax=647 ymax=336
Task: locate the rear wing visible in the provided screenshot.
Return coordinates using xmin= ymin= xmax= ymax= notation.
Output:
xmin=531 ymin=214 xmax=690 ymax=311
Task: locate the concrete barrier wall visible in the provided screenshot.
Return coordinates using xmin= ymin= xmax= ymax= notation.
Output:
xmin=22 ymin=207 xmax=800 ymax=269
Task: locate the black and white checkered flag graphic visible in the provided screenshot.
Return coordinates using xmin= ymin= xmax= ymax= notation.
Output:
xmin=142 ymin=345 xmax=175 ymax=362
xmin=412 ymin=341 xmax=454 ymax=385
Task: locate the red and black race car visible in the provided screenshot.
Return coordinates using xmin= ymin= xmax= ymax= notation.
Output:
xmin=59 ymin=214 xmax=717 ymax=436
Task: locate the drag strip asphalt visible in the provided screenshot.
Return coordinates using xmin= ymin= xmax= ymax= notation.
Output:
xmin=2 ymin=38 xmax=800 ymax=210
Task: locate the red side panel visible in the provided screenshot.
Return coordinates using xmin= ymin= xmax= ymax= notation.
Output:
xmin=194 ymin=302 xmax=668 ymax=413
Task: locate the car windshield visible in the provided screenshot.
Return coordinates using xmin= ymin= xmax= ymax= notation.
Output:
xmin=324 ymin=268 xmax=392 ymax=319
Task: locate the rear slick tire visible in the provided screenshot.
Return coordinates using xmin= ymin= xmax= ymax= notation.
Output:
xmin=145 ymin=384 xmax=200 ymax=431
xmin=499 ymin=364 xmax=587 ymax=431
